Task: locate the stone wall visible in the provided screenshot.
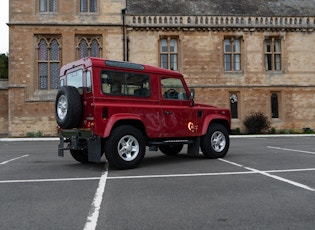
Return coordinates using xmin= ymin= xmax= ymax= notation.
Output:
xmin=0 ymin=80 xmax=8 ymax=136
xmin=8 ymin=24 xmax=123 ymax=136
xmin=127 ymin=28 xmax=315 ymax=131
xmin=7 ymin=0 xmax=315 ymax=136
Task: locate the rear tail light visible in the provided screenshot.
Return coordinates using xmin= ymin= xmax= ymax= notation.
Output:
xmin=84 ymin=117 xmax=95 ymax=128
xmin=86 ymin=122 xmax=95 ymax=128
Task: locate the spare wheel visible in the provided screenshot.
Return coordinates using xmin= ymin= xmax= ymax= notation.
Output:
xmin=55 ymin=86 xmax=82 ymax=129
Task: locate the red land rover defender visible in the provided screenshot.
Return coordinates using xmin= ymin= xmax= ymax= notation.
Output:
xmin=55 ymin=58 xmax=231 ymax=169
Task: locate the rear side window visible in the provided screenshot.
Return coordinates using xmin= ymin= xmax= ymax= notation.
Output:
xmin=101 ymin=70 xmax=151 ymax=97
xmin=86 ymin=71 xmax=92 ymax=93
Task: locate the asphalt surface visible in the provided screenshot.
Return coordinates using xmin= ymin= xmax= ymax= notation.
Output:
xmin=0 ymin=136 xmax=315 ymax=230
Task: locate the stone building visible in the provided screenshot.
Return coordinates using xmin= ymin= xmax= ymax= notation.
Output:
xmin=3 ymin=0 xmax=315 ymax=136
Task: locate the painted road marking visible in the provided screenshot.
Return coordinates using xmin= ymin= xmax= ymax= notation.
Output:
xmin=0 ymin=154 xmax=29 ymax=165
xmin=1 ymin=167 xmax=315 ymax=184
xmin=0 ymin=177 xmax=100 ymax=184
xmin=245 ymin=166 xmax=315 ymax=191
xmin=83 ymin=164 xmax=108 ymax=230
xmin=219 ymin=158 xmax=315 ymax=192
xmin=267 ymin=146 xmax=315 ymax=155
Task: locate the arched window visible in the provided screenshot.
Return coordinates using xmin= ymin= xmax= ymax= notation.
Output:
xmin=37 ymin=37 xmax=60 ymax=90
xmin=78 ymin=39 xmax=89 ymax=58
xmin=77 ymin=36 xmax=101 ymax=59
xmin=90 ymin=39 xmax=100 ymax=57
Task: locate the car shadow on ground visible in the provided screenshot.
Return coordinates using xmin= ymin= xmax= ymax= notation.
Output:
xmin=108 ymin=152 xmax=206 ymax=171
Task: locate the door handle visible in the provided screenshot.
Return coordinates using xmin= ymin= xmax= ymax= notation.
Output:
xmin=164 ymin=111 xmax=173 ymax=115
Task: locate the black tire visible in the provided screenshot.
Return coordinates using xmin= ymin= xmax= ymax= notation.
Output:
xmin=200 ymin=124 xmax=229 ymax=159
xmin=55 ymin=86 xmax=82 ymax=129
xmin=159 ymin=144 xmax=183 ymax=155
xmin=70 ymin=149 xmax=89 ymax=163
xmin=105 ymin=125 xmax=145 ymax=169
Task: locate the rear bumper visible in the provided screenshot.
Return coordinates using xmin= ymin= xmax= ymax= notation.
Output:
xmin=59 ymin=129 xmax=93 ymax=139
xmin=58 ymin=129 xmax=93 ymax=156
xmin=58 ymin=129 xmax=102 ymax=163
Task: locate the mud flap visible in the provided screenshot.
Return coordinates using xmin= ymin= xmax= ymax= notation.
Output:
xmin=58 ymin=136 xmax=65 ymax=157
xmin=187 ymin=137 xmax=200 ymax=155
xmin=87 ymin=136 xmax=102 ymax=162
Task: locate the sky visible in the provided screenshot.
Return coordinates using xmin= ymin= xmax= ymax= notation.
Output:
xmin=0 ymin=0 xmax=9 ymax=54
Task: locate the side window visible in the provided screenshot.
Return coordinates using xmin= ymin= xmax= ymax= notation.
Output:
xmin=66 ymin=70 xmax=84 ymax=94
xmin=161 ymin=78 xmax=188 ymax=100
xmin=101 ymin=71 xmax=150 ymax=97
xmin=86 ymin=71 xmax=92 ymax=93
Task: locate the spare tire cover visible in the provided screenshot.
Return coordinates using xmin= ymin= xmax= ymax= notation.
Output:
xmin=55 ymin=86 xmax=82 ymax=129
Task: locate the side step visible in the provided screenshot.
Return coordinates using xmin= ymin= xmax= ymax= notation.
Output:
xmin=148 ymin=138 xmax=200 ymax=155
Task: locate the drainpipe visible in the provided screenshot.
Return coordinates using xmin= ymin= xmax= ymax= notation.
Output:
xmin=122 ymin=8 xmax=127 ymax=61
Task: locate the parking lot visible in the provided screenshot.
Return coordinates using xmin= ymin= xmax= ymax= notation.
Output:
xmin=1 ymin=136 xmax=315 ymax=230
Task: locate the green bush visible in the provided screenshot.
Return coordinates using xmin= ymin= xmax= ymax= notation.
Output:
xmin=243 ymin=112 xmax=270 ymax=134
xmin=270 ymin=127 xmax=276 ymax=134
xmin=304 ymin=128 xmax=314 ymax=134
xmin=279 ymin=129 xmax=289 ymax=134
xmin=235 ymin=127 xmax=241 ymax=135
xmin=26 ymin=131 xmax=42 ymax=138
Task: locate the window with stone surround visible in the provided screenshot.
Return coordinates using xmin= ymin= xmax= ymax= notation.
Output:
xmin=159 ymin=37 xmax=178 ymax=71
xmin=265 ymin=37 xmax=282 ymax=71
xmin=230 ymin=92 xmax=239 ymax=119
xmin=39 ymin=0 xmax=57 ymax=12
xmin=271 ymin=92 xmax=280 ymax=118
xmin=36 ymin=36 xmax=61 ymax=90
xmin=224 ymin=37 xmax=241 ymax=71
xmin=76 ymin=36 xmax=102 ymax=59
xmin=80 ymin=0 xmax=97 ymax=12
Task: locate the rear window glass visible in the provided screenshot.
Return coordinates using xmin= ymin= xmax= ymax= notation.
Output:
xmin=66 ymin=70 xmax=83 ymax=94
xmin=67 ymin=70 xmax=83 ymax=88
xmin=101 ymin=70 xmax=150 ymax=97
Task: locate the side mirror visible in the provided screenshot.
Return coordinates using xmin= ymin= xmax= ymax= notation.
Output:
xmin=190 ymin=88 xmax=195 ymax=100
xmin=189 ymin=88 xmax=195 ymax=107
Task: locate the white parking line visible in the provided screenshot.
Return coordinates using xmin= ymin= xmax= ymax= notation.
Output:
xmin=107 ymin=171 xmax=255 ymax=180
xmin=0 ymin=177 xmax=100 ymax=184
xmin=0 ymin=154 xmax=29 ymax=165
xmin=267 ymin=146 xmax=315 ymax=155
xmin=219 ymin=158 xmax=315 ymax=192
xmin=245 ymin=166 xmax=315 ymax=191
xmin=83 ymin=164 xmax=108 ymax=230
xmin=1 ymin=167 xmax=315 ymax=184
